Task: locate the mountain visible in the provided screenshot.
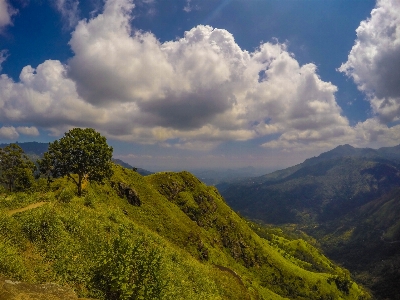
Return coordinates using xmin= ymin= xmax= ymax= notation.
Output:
xmin=112 ymin=158 xmax=153 ymax=176
xmin=220 ymin=143 xmax=400 ymax=299
xmin=306 ymin=187 xmax=400 ymax=300
xmin=0 ymin=165 xmax=370 ymax=299
xmin=221 ymin=144 xmax=400 ymax=224
xmin=0 ymin=142 xmax=49 ymax=156
xmin=191 ymin=166 xmax=271 ymax=186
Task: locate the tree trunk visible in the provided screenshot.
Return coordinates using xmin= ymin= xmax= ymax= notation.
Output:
xmin=78 ymin=174 xmax=82 ymax=196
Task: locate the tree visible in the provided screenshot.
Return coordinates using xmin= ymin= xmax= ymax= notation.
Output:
xmin=0 ymin=144 xmax=35 ymax=192
xmin=41 ymin=128 xmax=113 ymax=196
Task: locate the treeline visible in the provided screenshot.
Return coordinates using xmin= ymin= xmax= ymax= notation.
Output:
xmin=0 ymin=128 xmax=113 ymax=195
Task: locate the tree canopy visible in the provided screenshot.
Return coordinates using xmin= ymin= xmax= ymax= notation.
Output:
xmin=39 ymin=128 xmax=113 ymax=196
xmin=0 ymin=143 xmax=35 ymax=192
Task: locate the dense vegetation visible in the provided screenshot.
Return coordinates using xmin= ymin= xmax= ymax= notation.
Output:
xmin=307 ymin=187 xmax=400 ymax=300
xmin=0 ymin=144 xmax=35 ymax=192
xmin=221 ymin=144 xmax=400 ymax=299
xmin=0 ymin=155 xmax=369 ymax=298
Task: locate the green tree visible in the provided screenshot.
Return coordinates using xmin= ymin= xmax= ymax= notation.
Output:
xmin=41 ymin=128 xmax=113 ymax=196
xmin=0 ymin=144 xmax=35 ymax=192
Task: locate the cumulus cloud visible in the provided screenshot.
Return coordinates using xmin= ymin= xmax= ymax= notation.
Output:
xmin=1 ymin=0 xmax=397 ymax=151
xmin=16 ymin=126 xmax=39 ymax=136
xmin=0 ymin=125 xmax=39 ymax=141
xmin=0 ymin=126 xmax=18 ymax=140
xmin=0 ymin=0 xmax=17 ymax=31
xmin=339 ymin=0 xmax=400 ymax=123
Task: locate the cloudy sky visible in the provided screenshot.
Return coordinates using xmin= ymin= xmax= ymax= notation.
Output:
xmin=0 ymin=0 xmax=400 ymax=171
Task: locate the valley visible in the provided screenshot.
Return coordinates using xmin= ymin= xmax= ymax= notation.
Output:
xmin=221 ymin=144 xmax=400 ymax=299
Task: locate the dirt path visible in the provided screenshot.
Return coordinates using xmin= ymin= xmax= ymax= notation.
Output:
xmin=7 ymin=202 xmax=48 ymax=216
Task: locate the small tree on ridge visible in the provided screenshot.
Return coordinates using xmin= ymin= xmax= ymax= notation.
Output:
xmin=40 ymin=128 xmax=113 ymax=196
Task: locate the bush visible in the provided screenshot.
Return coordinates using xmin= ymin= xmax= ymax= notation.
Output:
xmin=0 ymin=240 xmax=26 ymax=279
xmin=19 ymin=207 xmax=63 ymax=244
xmin=91 ymin=229 xmax=166 ymax=300
xmin=58 ymin=188 xmax=75 ymax=203
xmin=84 ymin=192 xmax=96 ymax=208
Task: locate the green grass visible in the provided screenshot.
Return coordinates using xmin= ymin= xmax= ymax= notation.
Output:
xmin=0 ymin=164 xmax=371 ymax=299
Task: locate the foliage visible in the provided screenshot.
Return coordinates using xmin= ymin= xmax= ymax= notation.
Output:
xmin=92 ymin=229 xmax=166 ymax=300
xmin=39 ymin=128 xmax=113 ymax=196
xmin=0 ymin=144 xmax=35 ymax=192
xmin=0 ymin=165 xmax=371 ymax=299
xmin=308 ymin=187 xmax=400 ymax=300
xmin=58 ymin=188 xmax=75 ymax=203
xmin=327 ymin=275 xmax=351 ymax=295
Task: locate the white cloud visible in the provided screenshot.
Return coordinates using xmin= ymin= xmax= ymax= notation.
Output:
xmin=16 ymin=126 xmax=39 ymax=136
xmin=0 ymin=126 xmax=18 ymax=140
xmin=54 ymin=0 xmax=80 ymax=29
xmin=183 ymin=0 xmax=199 ymax=13
xmin=0 ymin=0 xmax=398 ymax=152
xmin=0 ymin=0 xmax=17 ymax=31
xmin=339 ymin=0 xmax=400 ymax=123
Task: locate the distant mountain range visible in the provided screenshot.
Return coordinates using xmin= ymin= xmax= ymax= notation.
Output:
xmin=221 ymin=144 xmax=400 ymax=224
xmin=220 ymin=143 xmax=400 ymax=300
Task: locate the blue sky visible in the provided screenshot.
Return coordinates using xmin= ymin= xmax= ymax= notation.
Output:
xmin=0 ymin=0 xmax=400 ymax=171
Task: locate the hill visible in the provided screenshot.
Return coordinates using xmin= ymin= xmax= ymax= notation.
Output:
xmin=111 ymin=158 xmax=153 ymax=176
xmin=220 ymin=144 xmax=400 ymax=224
xmin=0 ymin=165 xmax=370 ymax=299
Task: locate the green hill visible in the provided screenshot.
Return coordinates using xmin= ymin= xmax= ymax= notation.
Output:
xmin=0 ymin=164 xmax=369 ymax=299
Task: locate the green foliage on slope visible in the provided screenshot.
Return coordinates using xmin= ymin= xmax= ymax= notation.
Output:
xmin=0 ymin=165 xmax=370 ymax=299
xmin=306 ymin=187 xmax=400 ymax=300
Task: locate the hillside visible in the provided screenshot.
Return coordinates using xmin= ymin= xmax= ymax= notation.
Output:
xmin=221 ymin=144 xmax=400 ymax=224
xmin=0 ymin=165 xmax=369 ymax=299
xmin=308 ymin=187 xmax=400 ymax=300
xmin=220 ymin=144 xmax=400 ymax=299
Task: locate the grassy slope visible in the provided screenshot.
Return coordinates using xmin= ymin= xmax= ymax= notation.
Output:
xmin=0 ymin=165 xmax=370 ymax=299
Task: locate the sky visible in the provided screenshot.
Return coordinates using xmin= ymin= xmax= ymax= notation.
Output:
xmin=0 ymin=0 xmax=400 ymax=172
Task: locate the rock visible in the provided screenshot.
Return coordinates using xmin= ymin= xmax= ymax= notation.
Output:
xmin=112 ymin=182 xmax=141 ymax=206
xmin=0 ymin=277 xmax=95 ymax=300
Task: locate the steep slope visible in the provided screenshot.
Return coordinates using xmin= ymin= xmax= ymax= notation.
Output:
xmin=309 ymin=188 xmax=400 ymax=300
xmin=221 ymin=144 xmax=400 ymax=224
xmin=0 ymin=165 xmax=369 ymax=299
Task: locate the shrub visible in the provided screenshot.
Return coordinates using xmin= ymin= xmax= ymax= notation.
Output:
xmin=0 ymin=240 xmax=26 ymax=279
xmin=84 ymin=192 xmax=96 ymax=208
xmin=58 ymin=188 xmax=75 ymax=203
xmin=19 ymin=207 xmax=63 ymax=244
xmin=91 ymin=229 xmax=166 ymax=300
